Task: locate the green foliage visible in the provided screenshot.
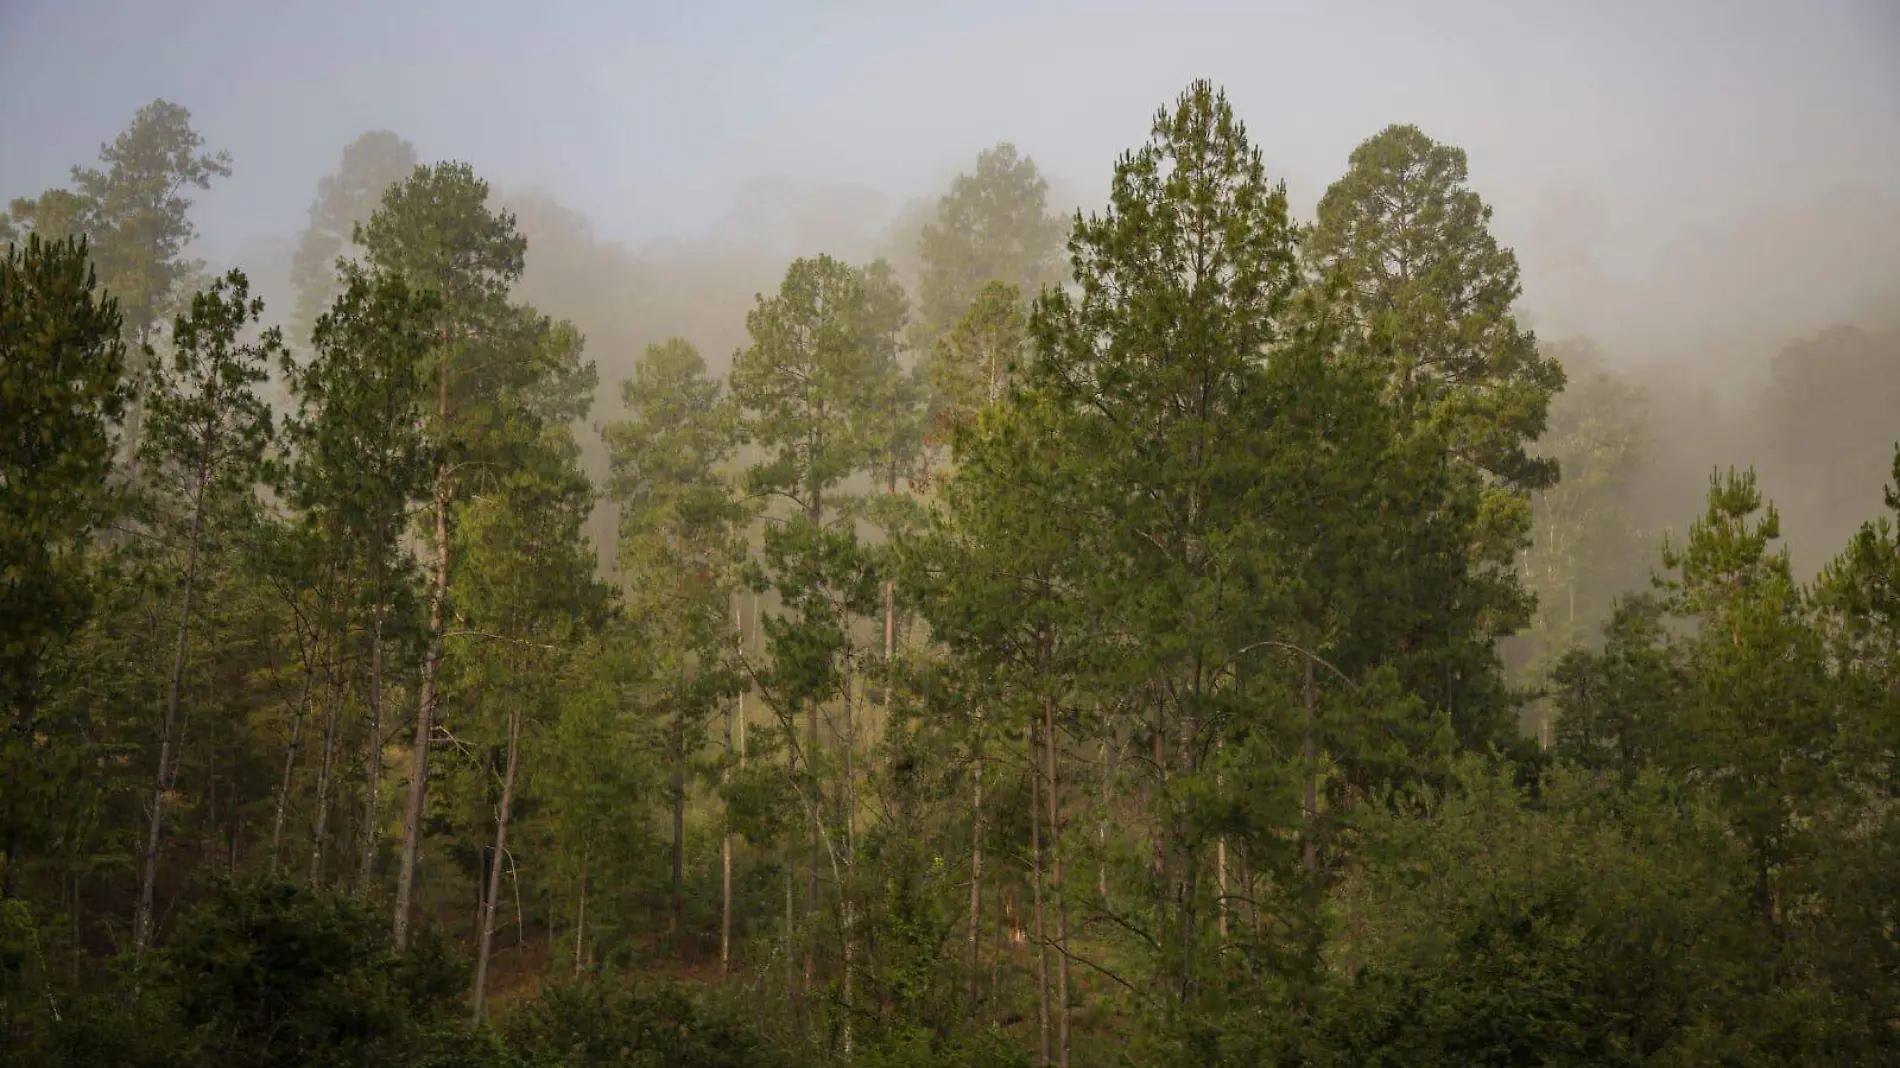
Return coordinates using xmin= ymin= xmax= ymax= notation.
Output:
xmin=1301 ymin=763 xmax=1765 ymax=1068
xmin=5 ymin=76 xmax=1898 ymax=1068
xmin=165 ymin=879 xmax=465 ymax=1067
xmin=502 ymin=979 xmax=789 ymax=1068
xmin=291 ymin=131 xmax=420 ymax=342
xmin=918 ymin=279 xmax=1027 ymax=460
xmin=5 ymin=191 xmax=90 ymax=246
xmin=915 ymin=143 xmax=1067 ymax=347
xmin=8 ymin=99 xmax=230 ymax=353
xmin=1811 ymin=444 xmax=1900 ymax=786
xmin=1551 ymin=595 xmax=1683 ymax=774
xmin=0 ymin=235 xmax=128 ymax=734
xmin=68 ymin=100 xmax=231 ymax=346
xmin=730 ymin=254 xmax=891 ymax=514
xmin=3 ymin=880 xmax=465 ymax=1068
xmin=607 ymin=339 xmax=745 ymax=577
xmin=287 ymin=264 xmax=437 ymax=612
xmin=1310 ymin=123 xmax=1566 ymax=496
xmin=141 ymin=269 xmax=280 ymax=512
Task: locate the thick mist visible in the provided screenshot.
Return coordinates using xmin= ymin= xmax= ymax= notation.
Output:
xmin=4 ymin=0 xmax=1897 ymax=573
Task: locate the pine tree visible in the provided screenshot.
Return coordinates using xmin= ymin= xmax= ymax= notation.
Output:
xmin=730 ymin=253 xmax=891 ymax=1023
xmin=0 ymin=236 xmax=129 ymax=895
xmin=603 ymin=338 xmax=747 ymax=954
xmin=283 ymin=266 xmax=439 ymax=885
xmin=1310 ymin=123 xmax=1566 ymax=494
xmin=1657 ymin=469 xmax=1840 ymax=929
xmin=132 ymin=269 xmax=279 ymax=949
xmin=290 ymin=131 xmax=419 ymax=345
xmin=459 ymin=422 xmax=607 ymax=1020
xmin=356 ymin=160 xmax=596 ymax=947
xmin=8 ymin=102 xmax=232 ymax=464
xmin=916 ymin=144 xmax=1068 ymax=346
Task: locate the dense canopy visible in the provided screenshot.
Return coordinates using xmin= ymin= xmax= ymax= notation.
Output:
xmin=1 ymin=80 xmax=1896 ymax=1068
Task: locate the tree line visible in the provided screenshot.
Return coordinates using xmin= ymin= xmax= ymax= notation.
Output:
xmin=1 ymin=82 xmax=1895 ymax=1067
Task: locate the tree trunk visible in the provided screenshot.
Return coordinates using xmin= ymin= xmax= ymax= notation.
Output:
xmin=841 ymin=662 xmax=858 ymax=1059
xmin=721 ymin=708 xmax=735 ymax=974
xmin=803 ymin=688 xmax=819 ymax=993
xmin=785 ymin=698 xmax=798 ymax=1002
xmin=471 ymin=702 xmax=522 ymax=1023
xmin=1043 ymin=696 xmax=1070 ymax=1068
xmin=1096 ymin=740 xmax=1108 ymax=903
xmin=268 ymin=656 xmax=314 ymax=876
xmin=1302 ymin=656 xmax=1318 ymax=878
xmin=842 ymin=898 xmax=857 ymax=1059
xmin=1215 ymin=731 xmax=1228 ymax=940
xmin=475 ymin=703 xmax=528 ymax=1018
xmin=1176 ymin=690 xmax=1198 ymax=1004
xmin=783 ymin=866 xmax=796 ymax=1000
xmin=722 ymin=599 xmax=743 ymax=975
xmin=966 ymin=710 xmax=985 ymax=1017
xmin=1031 ymin=718 xmax=1050 ymax=1067
xmin=573 ymin=866 xmax=587 ymax=976
xmin=805 ymin=490 xmax=821 ymax=982
xmin=135 ymin=485 xmax=205 ymax=952
xmin=991 ymin=885 xmax=1006 ymax=1028
xmin=309 ymin=650 xmax=344 ymax=885
xmin=360 ymin=613 xmax=385 ymax=889
xmin=669 ymin=708 xmax=690 ymax=945
xmin=395 ymin=397 xmax=451 ymax=951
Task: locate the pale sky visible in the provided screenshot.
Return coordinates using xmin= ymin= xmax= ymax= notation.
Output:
xmin=2 ymin=0 xmax=1897 ymax=286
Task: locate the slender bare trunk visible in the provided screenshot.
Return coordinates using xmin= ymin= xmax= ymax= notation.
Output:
xmin=1216 ymin=837 xmax=1229 ymax=938
xmin=842 ymin=898 xmax=856 ymax=1058
xmin=360 ymin=613 xmax=385 ymax=889
xmin=965 ymin=710 xmax=985 ymax=1016
xmin=841 ymin=663 xmax=857 ymax=1058
xmin=395 ymin=372 xmax=451 ymax=950
xmin=784 ymin=867 xmax=796 ymax=1000
xmin=1043 ymin=696 xmax=1069 ymax=1067
xmin=1031 ymin=719 xmax=1050 ymax=1066
xmin=721 ymin=713 xmax=734 ymax=974
xmin=471 ymin=703 xmax=522 ymax=1023
xmin=784 ymin=714 xmax=798 ymax=1001
xmin=1302 ymin=656 xmax=1317 ymax=878
xmin=135 ymin=486 xmax=205 ymax=951
xmin=803 ymin=685 xmax=818 ymax=993
xmin=1150 ymin=715 xmax=1166 ymax=879
xmin=1215 ymin=734 xmax=1228 ymax=940
xmin=722 ymin=600 xmax=742 ymax=975
xmin=268 ymin=658 xmax=315 ymax=876
xmin=573 ymin=866 xmax=587 ymax=976
xmin=883 ymin=582 xmax=895 ymax=655
xmin=1097 ymin=738 xmax=1114 ymax=902
xmin=670 ymin=702 xmax=686 ymax=943
xmin=309 ymin=650 xmax=344 ymax=885
xmin=1177 ymin=688 xmax=1198 ymax=1003
xmin=992 ymin=886 xmax=1009 ymax=1026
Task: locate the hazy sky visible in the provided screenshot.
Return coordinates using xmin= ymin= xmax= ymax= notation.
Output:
xmin=3 ymin=0 xmax=1897 ymax=281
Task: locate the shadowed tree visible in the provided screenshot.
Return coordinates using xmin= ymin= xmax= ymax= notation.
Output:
xmin=1310 ymin=124 xmax=1567 ymax=589
xmin=0 ymin=236 xmax=129 ymax=896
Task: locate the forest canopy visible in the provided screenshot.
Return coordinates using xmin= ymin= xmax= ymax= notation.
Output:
xmin=1 ymin=81 xmax=1896 ymax=1068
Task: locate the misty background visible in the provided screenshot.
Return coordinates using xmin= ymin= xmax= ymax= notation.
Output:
xmin=5 ymin=0 xmax=1898 ymax=573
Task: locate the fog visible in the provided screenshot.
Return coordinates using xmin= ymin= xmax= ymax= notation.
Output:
xmin=4 ymin=0 xmax=1898 ymax=569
